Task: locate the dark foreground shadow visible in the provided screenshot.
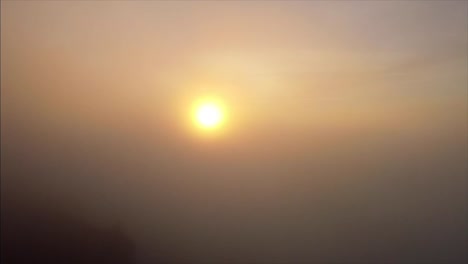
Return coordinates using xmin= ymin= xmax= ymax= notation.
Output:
xmin=1 ymin=201 xmax=136 ymax=264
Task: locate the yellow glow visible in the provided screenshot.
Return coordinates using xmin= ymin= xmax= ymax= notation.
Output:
xmin=193 ymin=100 xmax=225 ymax=130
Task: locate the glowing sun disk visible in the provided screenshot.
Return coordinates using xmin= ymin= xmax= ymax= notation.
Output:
xmin=194 ymin=102 xmax=224 ymax=129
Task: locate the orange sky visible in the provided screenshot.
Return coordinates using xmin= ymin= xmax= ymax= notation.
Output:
xmin=2 ymin=2 xmax=467 ymax=263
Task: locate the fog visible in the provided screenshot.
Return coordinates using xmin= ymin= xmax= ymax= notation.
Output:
xmin=2 ymin=1 xmax=467 ymax=263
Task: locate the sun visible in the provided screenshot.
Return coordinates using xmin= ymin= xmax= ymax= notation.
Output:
xmin=193 ymin=100 xmax=225 ymax=130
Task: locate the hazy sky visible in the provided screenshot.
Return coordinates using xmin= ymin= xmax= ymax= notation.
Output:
xmin=2 ymin=1 xmax=467 ymax=264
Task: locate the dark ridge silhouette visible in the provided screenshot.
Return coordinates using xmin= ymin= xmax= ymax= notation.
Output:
xmin=1 ymin=199 xmax=136 ymax=264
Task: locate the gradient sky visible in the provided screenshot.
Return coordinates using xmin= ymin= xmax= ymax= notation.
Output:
xmin=2 ymin=1 xmax=467 ymax=264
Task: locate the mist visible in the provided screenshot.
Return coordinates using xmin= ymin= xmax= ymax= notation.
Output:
xmin=2 ymin=1 xmax=467 ymax=264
